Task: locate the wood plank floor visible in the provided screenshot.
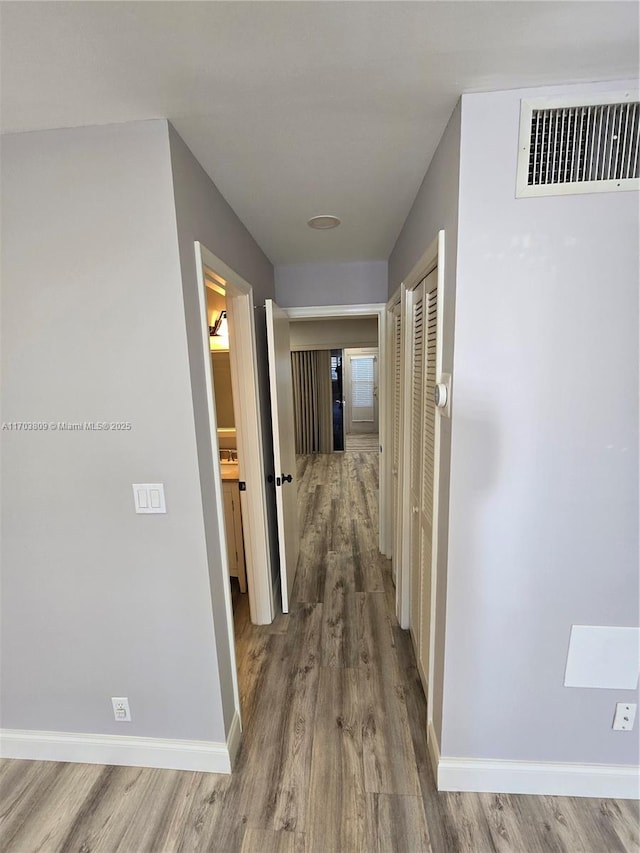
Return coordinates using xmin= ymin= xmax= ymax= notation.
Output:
xmin=1 ymin=452 xmax=638 ymax=852
xmin=344 ymin=433 xmax=379 ymax=452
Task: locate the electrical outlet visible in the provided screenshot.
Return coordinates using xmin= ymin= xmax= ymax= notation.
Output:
xmin=111 ymin=697 xmax=131 ymax=722
xmin=612 ymin=702 xmax=637 ymax=731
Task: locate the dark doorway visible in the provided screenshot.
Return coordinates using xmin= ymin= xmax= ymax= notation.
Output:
xmin=331 ymin=350 xmax=344 ymax=451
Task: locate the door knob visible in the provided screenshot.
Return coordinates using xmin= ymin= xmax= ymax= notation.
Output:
xmin=282 ymin=474 xmax=293 ymax=483
xmin=434 ymin=383 xmax=448 ymax=407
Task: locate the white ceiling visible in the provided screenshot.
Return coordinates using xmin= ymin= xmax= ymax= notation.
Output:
xmin=1 ymin=2 xmax=638 ymax=264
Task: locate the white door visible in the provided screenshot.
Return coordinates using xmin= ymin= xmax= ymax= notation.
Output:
xmin=408 ymin=283 xmax=425 ymax=651
xmin=265 ymin=299 xmax=300 ymax=613
xmin=345 ymin=348 xmax=379 ymax=434
xmin=391 ymin=302 xmax=402 ymax=582
xmin=418 ymin=269 xmax=438 ymax=680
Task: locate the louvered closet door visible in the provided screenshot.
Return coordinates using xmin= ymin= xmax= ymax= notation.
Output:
xmin=408 ymin=280 xmax=425 ymax=650
xmin=391 ymin=303 xmax=402 ymax=582
xmin=418 ymin=268 xmax=439 ymax=680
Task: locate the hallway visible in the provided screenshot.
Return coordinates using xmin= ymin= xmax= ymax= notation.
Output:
xmin=231 ymin=451 xmax=428 ymax=851
xmin=0 ymin=453 xmax=637 ymax=851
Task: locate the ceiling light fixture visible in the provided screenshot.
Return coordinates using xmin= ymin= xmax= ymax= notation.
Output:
xmin=307 ymin=215 xmax=341 ymax=230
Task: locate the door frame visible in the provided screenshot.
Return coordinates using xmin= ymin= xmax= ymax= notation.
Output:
xmin=385 ymin=287 xmax=402 ymax=568
xmin=396 ymin=231 xmax=446 ymax=732
xmin=285 ymin=303 xmax=388 ymax=555
xmin=330 ymin=349 xmax=346 ymax=452
xmin=195 ymin=242 xmax=275 ymax=632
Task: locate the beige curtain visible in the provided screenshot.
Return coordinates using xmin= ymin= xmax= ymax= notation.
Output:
xmin=291 ymin=350 xmax=333 ymax=454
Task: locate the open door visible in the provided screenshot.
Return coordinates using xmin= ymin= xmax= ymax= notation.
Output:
xmin=265 ymin=299 xmax=300 ymax=612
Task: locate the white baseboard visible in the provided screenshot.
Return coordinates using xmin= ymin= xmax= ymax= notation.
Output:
xmin=436 ymin=753 xmax=640 ymax=800
xmin=273 ymin=573 xmax=282 ymax=617
xmin=0 ymin=712 xmax=243 ymax=775
xmin=417 ymin=658 xmax=428 ymax=698
xmin=226 ymin=710 xmax=242 ymax=769
xmin=427 ymin=719 xmax=440 ymax=783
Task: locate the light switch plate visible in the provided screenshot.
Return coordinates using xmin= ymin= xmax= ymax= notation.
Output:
xmin=133 ymin=483 xmax=166 ymax=514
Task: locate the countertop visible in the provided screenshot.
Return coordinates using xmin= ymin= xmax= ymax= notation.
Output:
xmin=220 ymin=462 xmax=239 ymax=482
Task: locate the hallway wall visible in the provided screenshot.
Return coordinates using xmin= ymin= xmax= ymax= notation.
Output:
xmin=275 ymin=260 xmax=387 ymax=307
xmin=1 ymin=120 xmax=228 ymax=744
xmin=168 ymin=126 xmax=279 ymax=729
xmin=290 ymin=317 xmax=378 ymax=351
xmin=388 ymin=101 xmax=462 ymax=744
xmin=390 ymin=80 xmax=639 ymax=779
xmin=444 ymin=80 xmax=639 ymax=768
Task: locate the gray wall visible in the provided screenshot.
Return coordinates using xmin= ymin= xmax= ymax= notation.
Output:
xmin=168 ymin=126 xmax=274 ymax=307
xmin=167 ymin=126 xmax=279 ymax=705
xmin=1 ymin=121 xmax=227 ymax=742
xmin=275 ymin=260 xmax=387 ymax=307
xmin=290 ymin=318 xmax=378 ymax=351
xmin=388 ymin=102 xmax=461 ymax=743
xmin=443 ymin=81 xmax=639 ymax=765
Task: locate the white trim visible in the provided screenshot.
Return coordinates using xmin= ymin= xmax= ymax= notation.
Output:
xmin=396 ymin=232 xmax=447 ymax=746
xmin=436 ymin=754 xmax=640 ymax=800
xmin=520 ymin=90 xmax=639 ymax=111
xmin=384 ymin=287 xmax=401 ymax=562
xmin=226 ymin=710 xmax=242 ymax=769
xmin=193 ymin=241 xmax=279 ymax=771
xmin=377 ymin=307 xmax=389 ymax=556
xmin=193 ymin=243 xmax=242 ymax=731
xmin=398 ymin=282 xmax=412 ymax=631
xmin=0 ymin=719 xmax=242 ymax=774
xmin=272 ymin=573 xmax=282 ymax=622
xmin=397 ymin=234 xmax=440 ymax=632
xmin=283 ymin=302 xmax=389 ymax=556
xmin=427 ymin=718 xmax=441 ymax=785
xmin=427 ymin=231 xmax=446 ymax=734
xmin=195 ymin=242 xmax=274 ymax=628
xmin=417 ymin=656 xmax=429 ymax=699
xmin=285 ymin=303 xmax=384 ymax=320
xmin=427 ymin=720 xmax=639 ymax=798
xmin=401 ymin=235 xmax=440 ymax=293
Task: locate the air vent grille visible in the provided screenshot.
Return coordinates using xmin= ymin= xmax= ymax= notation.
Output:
xmin=517 ymin=93 xmax=639 ymax=197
